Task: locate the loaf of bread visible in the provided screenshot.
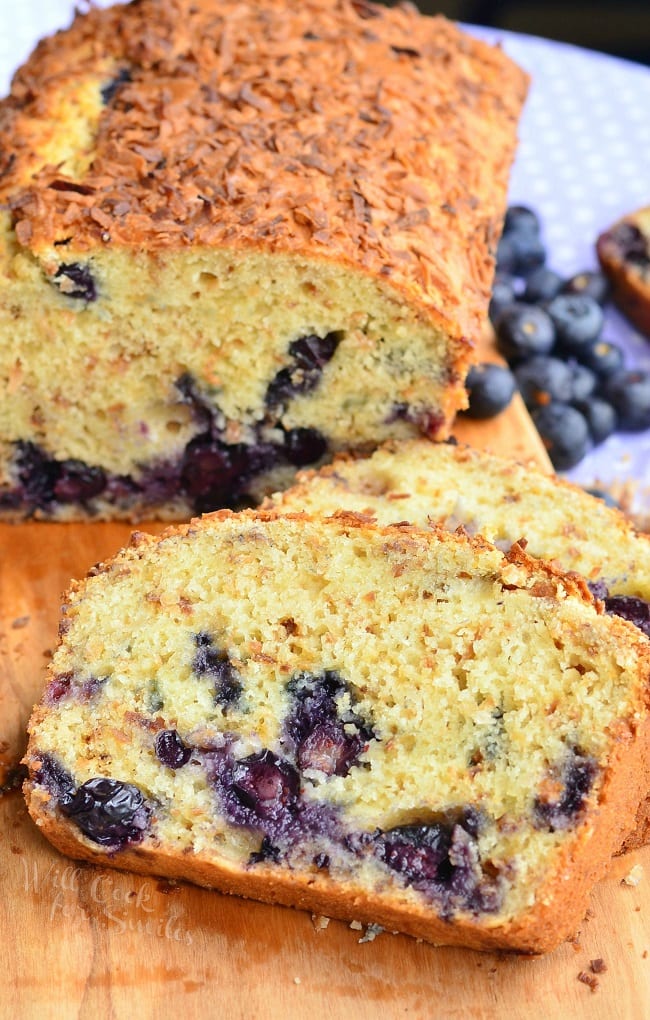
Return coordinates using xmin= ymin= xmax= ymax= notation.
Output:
xmin=597 ymin=206 xmax=650 ymax=337
xmin=24 ymin=510 xmax=650 ymax=954
xmin=0 ymin=0 xmax=527 ymax=521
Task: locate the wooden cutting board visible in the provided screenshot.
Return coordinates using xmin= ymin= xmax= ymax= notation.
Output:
xmin=1 ymin=380 xmax=649 ymax=1020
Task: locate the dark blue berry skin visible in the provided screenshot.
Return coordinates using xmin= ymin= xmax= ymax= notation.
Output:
xmin=514 ymin=356 xmax=573 ymax=409
xmin=603 ymin=370 xmax=650 ymax=431
xmin=230 ymin=750 xmax=300 ymax=823
xmin=53 ymin=263 xmax=97 ymax=302
xmin=603 ymin=222 xmax=650 ymax=268
xmin=266 ymin=333 xmax=340 ymax=408
xmin=497 ymin=230 xmax=546 ymax=276
xmin=531 ymin=403 xmax=589 ymax=470
xmin=61 ymin=777 xmax=150 ymax=849
xmin=546 ymin=294 xmax=604 ymax=354
xmin=101 ymin=67 xmax=132 ymax=104
xmin=284 ymin=427 xmax=327 ymax=466
xmin=495 ymin=303 xmax=555 ymax=363
xmin=489 ymin=274 xmax=517 ymax=325
xmin=602 ymin=595 xmax=650 ymax=639
xmin=567 ymin=362 xmax=597 ymax=403
xmin=503 ymin=205 xmax=541 ymax=236
xmin=192 ymin=633 xmax=243 ymax=709
xmin=374 ymin=810 xmax=501 ymax=916
xmin=53 ymin=461 xmax=107 ymax=503
xmin=35 ymin=753 xmax=76 ymax=807
xmin=580 ymin=339 xmax=625 ymax=379
xmin=285 ymin=671 xmax=374 ymax=778
xmin=574 ymin=397 xmax=617 ymax=444
xmin=522 ymin=266 xmax=563 ymax=304
xmin=155 ymin=730 xmax=192 ymax=769
xmin=561 ymin=270 xmax=610 ymax=305
xmin=534 ymin=749 xmax=598 ymax=832
xmin=463 ymin=363 xmax=516 ymax=419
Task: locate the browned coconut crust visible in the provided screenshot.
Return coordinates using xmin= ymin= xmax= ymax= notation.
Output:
xmin=597 ymin=206 xmax=650 ymax=338
xmin=0 ymin=0 xmax=528 ymax=347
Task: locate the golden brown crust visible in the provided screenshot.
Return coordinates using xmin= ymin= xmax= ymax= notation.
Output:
xmin=0 ymin=0 xmax=528 ymax=343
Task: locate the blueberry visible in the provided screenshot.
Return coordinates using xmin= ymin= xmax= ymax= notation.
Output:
xmin=514 ymin=356 xmax=573 ymax=409
xmin=602 ymin=370 xmax=650 ymax=430
xmin=602 ymin=595 xmax=650 ymax=638
xmin=503 ymin=205 xmax=541 ymax=236
xmin=285 ymin=670 xmax=374 ymax=778
xmin=248 ymin=836 xmax=281 ymax=865
xmin=101 ymin=67 xmax=132 ymax=105
xmin=546 ymin=294 xmax=604 ymax=354
xmin=375 ymin=811 xmax=500 ymax=914
xmin=181 ymin=437 xmax=250 ymax=511
xmin=495 ymin=303 xmax=555 ymax=363
xmin=567 ymin=362 xmax=597 ymax=403
xmin=489 ymin=274 xmax=518 ymax=325
xmin=15 ymin=441 xmax=59 ymax=507
xmin=34 ymin=753 xmax=76 ymax=807
xmin=497 ymin=230 xmax=546 ymax=276
xmin=155 ymin=730 xmax=192 ymax=769
xmin=522 ymin=266 xmax=563 ymax=304
xmin=53 ymin=263 xmax=98 ymax=302
xmin=230 ymin=750 xmax=300 ymax=823
xmin=54 ymin=460 xmax=107 ymax=502
xmin=463 ymin=363 xmax=515 ymax=418
xmin=192 ymin=634 xmax=243 ymax=709
xmin=561 ymin=270 xmax=610 ymax=305
xmin=574 ymin=397 xmax=617 ymax=444
xmin=283 ymin=427 xmax=327 ymax=466
xmin=579 ymin=339 xmax=625 ymax=379
xmin=534 ymin=749 xmax=598 ymax=831
xmin=531 ymin=402 xmax=589 ymax=470
xmin=62 ymin=777 xmax=150 ymax=848
xmin=266 ymin=333 xmax=340 ymax=408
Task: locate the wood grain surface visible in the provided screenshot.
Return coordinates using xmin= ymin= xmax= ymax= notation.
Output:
xmin=2 ymin=386 xmax=650 ymax=1020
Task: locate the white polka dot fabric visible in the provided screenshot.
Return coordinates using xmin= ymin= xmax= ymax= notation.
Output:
xmin=0 ymin=7 xmax=649 ymax=508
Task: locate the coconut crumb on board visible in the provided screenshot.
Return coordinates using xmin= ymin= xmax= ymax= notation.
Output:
xmin=622 ymin=863 xmax=644 ymax=887
xmin=311 ymin=915 xmax=330 ymax=932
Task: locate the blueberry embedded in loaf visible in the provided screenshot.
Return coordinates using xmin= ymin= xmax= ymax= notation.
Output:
xmin=24 ymin=511 xmax=650 ymax=954
xmin=0 ymin=0 xmax=528 ymax=522
xmin=597 ymin=206 xmax=650 ymax=338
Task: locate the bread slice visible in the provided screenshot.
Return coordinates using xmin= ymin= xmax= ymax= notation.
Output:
xmin=269 ymin=440 xmax=650 ymax=850
xmin=24 ymin=511 xmax=650 ymax=953
xmin=0 ymin=0 xmax=528 ymax=521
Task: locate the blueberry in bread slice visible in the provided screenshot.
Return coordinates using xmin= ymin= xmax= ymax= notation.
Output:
xmin=0 ymin=0 xmax=528 ymax=521
xmin=24 ymin=511 xmax=650 ymax=954
xmin=597 ymin=206 xmax=650 ymax=338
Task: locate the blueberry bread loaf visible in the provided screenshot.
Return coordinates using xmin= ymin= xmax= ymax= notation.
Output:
xmin=597 ymin=206 xmax=650 ymax=338
xmin=24 ymin=511 xmax=650 ymax=953
xmin=0 ymin=0 xmax=528 ymax=522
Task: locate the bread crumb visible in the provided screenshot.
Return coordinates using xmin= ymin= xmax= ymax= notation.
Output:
xmin=358 ymin=923 xmax=384 ymax=944
xmin=622 ymin=863 xmax=644 ymax=887
xmin=590 ymin=958 xmax=607 ymax=974
xmin=293 ymin=977 xmax=301 ymax=986
xmin=349 ymin=920 xmax=363 ymax=930
xmin=577 ymin=971 xmax=599 ymax=992
xmin=311 ymin=914 xmax=330 ymax=931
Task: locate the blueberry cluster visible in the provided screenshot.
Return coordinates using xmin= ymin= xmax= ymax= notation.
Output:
xmin=533 ymin=747 xmax=597 ymax=832
xmin=466 ymin=205 xmax=650 ymax=470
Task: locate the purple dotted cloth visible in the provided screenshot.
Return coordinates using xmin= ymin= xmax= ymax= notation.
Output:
xmin=2 ymin=6 xmax=650 ymax=509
